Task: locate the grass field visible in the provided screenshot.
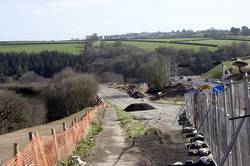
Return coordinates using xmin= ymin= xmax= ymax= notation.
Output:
xmin=138 ymin=38 xmax=209 ymax=42
xmin=225 ymin=36 xmax=250 ymax=40
xmin=122 ymin=41 xmax=217 ymax=51
xmin=96 ymin=39 xmax=217 ymax=52
xmin=1 ymin=38 xmax=250 ymax=54
xmin=0 ymin=42 xmax=84 ymax=54
xmin=186 ymin=39 xmax=250 ymax=46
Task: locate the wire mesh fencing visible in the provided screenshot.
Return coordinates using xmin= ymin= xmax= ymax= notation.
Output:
xmin=184 ymin=75 xmax=250 ymax=166
xmin=1 ymin=102 xmax=108 ymax=166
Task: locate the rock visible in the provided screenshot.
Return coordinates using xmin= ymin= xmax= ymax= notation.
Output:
xmin=71 ymin=155 xmax=87 ymax=166
xmin=169 ymin=161 xmax=184 ymax=166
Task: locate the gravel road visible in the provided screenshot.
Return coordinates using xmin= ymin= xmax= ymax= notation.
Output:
xmin=99 ymin=84 xmax=196 ymax=165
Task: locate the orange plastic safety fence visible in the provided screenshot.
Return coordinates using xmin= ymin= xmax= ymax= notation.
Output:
xmin=1 ymin=102 xmax=108 ymax=166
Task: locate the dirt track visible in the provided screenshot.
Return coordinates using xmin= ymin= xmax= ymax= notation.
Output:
xmin=99 ymin=85 xmax=196 ymax=165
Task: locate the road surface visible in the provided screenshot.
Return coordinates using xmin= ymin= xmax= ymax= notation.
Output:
xmin=98 ymin=85 xmax=195 ymax=165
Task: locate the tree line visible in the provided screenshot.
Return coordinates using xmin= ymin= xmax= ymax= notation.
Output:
xmin=1 ymin=41 xmax=250 ymax=87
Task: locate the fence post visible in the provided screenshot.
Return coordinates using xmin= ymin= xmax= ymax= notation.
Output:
xmin=223 ymin=90 xmax=231 ymax=166
xmin=29 ymin=132 xmax=33 ymax=141
xmin=35 ymin=131 xmax=48 ymax=166
xmin=87 ymin=110 xmax=92 ymax=137
xmin=216 ymin=93 xmax=221 ymax=161
xmin=29 ymin=132 xmax=39 ymax=166
xmin=51 ymin=129 xmax=60 ymax=162
xmin=193 ymin=93 xmax=198 ymax=128
xmin=14 ymin=143 xmax=19 ymax=166
xmin=62 ymin=122 xmax=69 ymax=155
xmin=63 ymin=122 xmax=67 ymax=131
xmin=14 ymin=143 xmax=19 ymax=157
xmin=229 ymin=80 xmax=238 ymax=166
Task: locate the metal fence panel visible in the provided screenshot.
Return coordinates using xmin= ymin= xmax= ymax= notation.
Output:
xmin=184 ymin=76 xmax=250 ymax=166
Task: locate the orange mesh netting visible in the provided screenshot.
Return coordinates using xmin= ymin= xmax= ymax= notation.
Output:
xmin=1 ymin=102 xmax=108 ymax=166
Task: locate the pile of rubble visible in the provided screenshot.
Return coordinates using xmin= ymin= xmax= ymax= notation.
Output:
xmin=127 ymin=83 xmax=148 ymax=99
xmin=110 ymin=83 xmax=148 ymax=99
xmin=169 ymin=111 xmax=216 ymax=166
xmin=150 ymin=83 xmax=192 ymax=100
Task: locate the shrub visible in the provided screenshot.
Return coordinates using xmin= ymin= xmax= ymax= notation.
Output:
xmin=18 ymin=71 xmax=44 ymax=83
xmin=0 ymin=90 xmax=26 ymax=134
xmin=101 ymin=72 xmax=124 ymax=84
xmin=42 ymin=69 xmax=99 ymax=121
xmin=0 ymin=90 xmax=47 ymax=134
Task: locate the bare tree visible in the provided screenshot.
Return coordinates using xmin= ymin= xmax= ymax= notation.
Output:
xmin=137 ymin=58 xmax=170 ymax=90
xmin=42 ymin=69 xmax=99 ymax=121
xmin=0 ymin=90 xmax=26 ymax=134
xmin=18 ymin=71 xmax=44 ymax=83
xmin=101 ymin=72 xmax=124 ymax=84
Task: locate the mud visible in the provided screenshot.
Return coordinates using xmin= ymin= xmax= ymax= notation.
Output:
xmin=131 ymin=129 xmax=196 ymax=166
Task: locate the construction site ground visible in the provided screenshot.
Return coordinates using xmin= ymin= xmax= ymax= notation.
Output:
xmin=93 ymin=85 xmax=196 ymax=165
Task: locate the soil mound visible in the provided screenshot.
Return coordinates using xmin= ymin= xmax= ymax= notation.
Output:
xmin=124 ymin=103 xmax=155 ymax=112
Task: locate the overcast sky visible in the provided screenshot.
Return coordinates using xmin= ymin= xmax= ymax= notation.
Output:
xmin=0 ymin=0 xmax=249 ymax=41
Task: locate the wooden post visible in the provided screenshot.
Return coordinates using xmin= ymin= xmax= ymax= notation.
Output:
xmin=14 ymin=143 xmax=19 ymax=166
xmin=63 ymin=123 xmax=68 ymax=153
xmin=87 ymin=110 xmax=92 ymax=135
xmin=74 ymin=117 xmax=77 ymax=124
xmin=63 ymin=122 xmax=66 ymax=131
xmin=14 ymin=143 xmax=19 ymax=156
xmin=51 ymin=128 xmax=55 ymax=135
xmin=29 ymin=132 xmax=33 ymax=141
xmin=35 ymin=131 xmax=48 ymax=166
xmin=51 ymin=129 xmax=60 ymax=162
xmin=71 ymin=121 xmax=74 ymax=127
xmin=29 ymin=132 xmax=39 ymax=165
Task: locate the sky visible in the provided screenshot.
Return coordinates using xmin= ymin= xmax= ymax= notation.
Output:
xmin=0 ymin=0 xmax=249 ymax=41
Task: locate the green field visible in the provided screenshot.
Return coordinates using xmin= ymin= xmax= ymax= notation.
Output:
xmin=121 ymin=41 xmax=216 ymax=51
xmin=1 ymin=38 xmax=250 ymax=54
xmin=0 ymin=42 xmax=84 ymax=54
xmin=186 ymin=39 xmax=250 ymax=46
xmin=225 ymin=36 xmax=250 ymax=40
xmin=96 ymin=39 xmax=217 ymax=52
xmin=138 ymin=38 xmax=209 ymax=42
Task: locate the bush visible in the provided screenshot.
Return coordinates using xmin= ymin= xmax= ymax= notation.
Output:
xmin=136 ymin=58 xmax=170 ymax=90
xmin=101 ymin=72 xmax=124 ymax=84
xmin=0 ymin=90 xmax=26 ymax=134
xmin=18 ymin=71 xmax=44 ymax=83
xmin=0 ymin=90 xmax=47 ymax=134
xmin=42 ymin=69 xmax=99 ymax=121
